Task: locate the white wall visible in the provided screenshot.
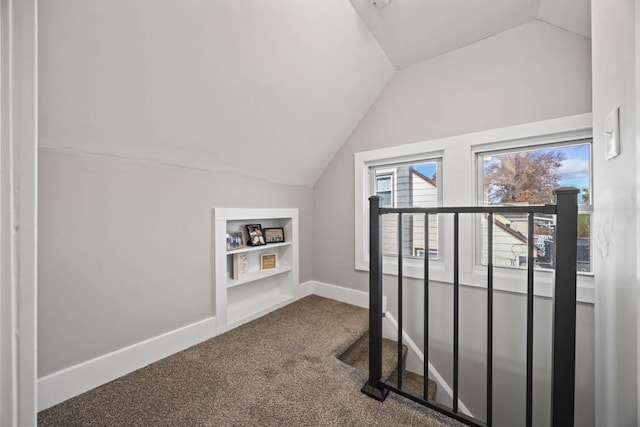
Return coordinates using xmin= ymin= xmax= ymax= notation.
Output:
xmin=37 ymin=0 xmax=393 ymax=187
xmin=37 ymin=0 xmax=330 ymax=382
xmin=637 ymin=1 xmax=640 ymax=421
xmin=0 ymin=1 xmax=38 ymax=424
xmin=314 ymin=20 xmax=591 ymax=292
xmin=313 ymin=20 xmax=594 ymax=425
xmin=38 ymin=148 xmax=313 ymax=376
xmin=591 ymin=0 xmax=639 ymax=425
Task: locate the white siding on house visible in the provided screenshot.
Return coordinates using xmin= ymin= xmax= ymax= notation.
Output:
xmin=411 ymin=172 xmax=439 ymax=257
xmin=380 ymin=170 xmax=439 ymax=256
xmin=480 ymin=215 xmax=532 ymax=268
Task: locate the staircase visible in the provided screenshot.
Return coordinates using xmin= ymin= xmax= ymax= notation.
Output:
xmin=339 ymin=330 xmax=436 ymax=400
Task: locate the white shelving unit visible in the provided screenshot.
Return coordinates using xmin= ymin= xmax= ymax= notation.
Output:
xmin=213 ymin=208 xmax=300 ymax=333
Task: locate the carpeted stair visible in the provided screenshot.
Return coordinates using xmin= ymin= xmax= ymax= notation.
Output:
xmin=338 ymin=330 xmax=437 ymax=400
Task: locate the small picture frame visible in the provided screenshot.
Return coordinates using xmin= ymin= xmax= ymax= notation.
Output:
xmin=260 ymin=253 xmax=277 ymax=270
xmin=226 ymin=231 xmax=245 ymax=251
xmin=246 ymin=224 xmax=266 ymax=246
xmin=264 ymin=227 xmax=285 ymax=244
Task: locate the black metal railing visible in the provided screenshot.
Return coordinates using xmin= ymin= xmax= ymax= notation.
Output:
xmin=361 ymin=188 xmax=579 ymax=427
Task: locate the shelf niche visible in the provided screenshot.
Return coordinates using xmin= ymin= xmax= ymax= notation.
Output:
xmin=213 ymin=208 xmax=300 ymax=333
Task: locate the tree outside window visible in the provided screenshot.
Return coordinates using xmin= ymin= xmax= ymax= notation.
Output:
xmin=479 ymin=142 xmax=592 ymax=272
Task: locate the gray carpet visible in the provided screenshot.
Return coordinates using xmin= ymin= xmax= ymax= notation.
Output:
xmin=39 ymin=295 xmax=463 ymax=426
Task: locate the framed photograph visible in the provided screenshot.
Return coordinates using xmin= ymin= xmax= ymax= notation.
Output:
xmin=264 ymin=227 xmax=285 ymax=244
xmin=226 ymin=231 xmax=245 ymax=251
xmin=245 ymin=224 xmax=266 ymax=246
xmin=260 ymin=253 xmax=277 ymax=270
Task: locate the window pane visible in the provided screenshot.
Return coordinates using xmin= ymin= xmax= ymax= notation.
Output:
xmin=379 ymin=213 xmax=440 ymax=258
xmin=577 ymin=213 xmax=591 ymax=272
xmin=375 ymin=175 xmax=393 ymax=207
xmin=372 ymin=160 xmax=441 ymax=258
xmin=482 ymin=143 xmax=591 ymax=206
xmin=480 ymin=213 xmax=553 ymax=267
xmin=479 ymin=142 xmax=592 ymax=272
xmin=376 ymin=176 xmax=392 ymax=192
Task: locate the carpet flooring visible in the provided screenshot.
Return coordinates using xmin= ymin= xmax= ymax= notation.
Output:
xmin=39 ymin=295 xmax=463 ymax=426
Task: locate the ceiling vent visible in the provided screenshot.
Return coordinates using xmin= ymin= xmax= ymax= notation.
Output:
xmin=371 ymin=0 xmax=391 ymax=8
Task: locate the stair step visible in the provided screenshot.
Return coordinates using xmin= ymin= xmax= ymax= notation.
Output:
xmin=389 ymin=367 xmax=437 ymax=400
xmin=338 ymin=330 xmax=437 ymax=401
xmin=338 ymin=331 xmax=407 ymax=380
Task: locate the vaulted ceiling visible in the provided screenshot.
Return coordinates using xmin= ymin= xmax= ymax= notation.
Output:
xmin=349 ymin=0 xmax=590 ymax=69
xmin=38 ymin=0 xmax=590 ymax=187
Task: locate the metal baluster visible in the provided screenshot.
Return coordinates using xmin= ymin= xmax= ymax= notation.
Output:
xmin=487 ymin=213 xmax=494 ymax=426
xmin=424 ymin=213 xmax=430 ymax=400
xmin=526 ymin=213 xmax=535 ymax=427
xmin=453 ymin=213 xmax=459 ymax=413
xmin=397 ymin=213 xmax=403 ymax=389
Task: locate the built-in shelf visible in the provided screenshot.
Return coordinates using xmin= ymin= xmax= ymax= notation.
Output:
xmin=227 ymin=266 xmax=292 ymax=288
xmin=213 ymin=207 xmax=300 ymax=333
xmin=226 ymin=241 xmax=291 ymax=255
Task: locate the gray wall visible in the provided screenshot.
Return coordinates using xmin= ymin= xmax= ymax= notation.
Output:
xmin=591 ymin=0 xmax=639 ymax=425
xmin=38 ymin=148 xmax=313 ymax=376
xmin=312 ymin=20 xmax=594 ymax=425
xmin=383 ymin=277 xmax=594 ymax=427
xmin=313 ymin=20 xmax=592 ymax=293
xmin=36 ymin=0 xmax=393 ymax=187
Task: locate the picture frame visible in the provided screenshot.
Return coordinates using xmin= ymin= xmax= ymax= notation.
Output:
xmin=263 ymin=227 xmax=285 ymax=244
xmin=260 ymin=253 xmax=277 ymax=270
xmin=245 ymin=224 xmax=266 ymax=246
xmin=226 ymin=231 xmax=245 ymax=251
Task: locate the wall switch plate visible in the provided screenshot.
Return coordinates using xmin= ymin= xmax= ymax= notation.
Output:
xmin=604 ymin=107 xmax=620 ymax=160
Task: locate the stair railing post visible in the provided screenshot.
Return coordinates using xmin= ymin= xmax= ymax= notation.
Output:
xmin=550 ymin=187 xmax=579 ymax=426
xmin=361 ymin=196 xmax=388 ymax=401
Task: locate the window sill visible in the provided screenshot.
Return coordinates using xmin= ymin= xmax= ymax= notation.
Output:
xmin=356 ymin=257 xmax=595 ymax=304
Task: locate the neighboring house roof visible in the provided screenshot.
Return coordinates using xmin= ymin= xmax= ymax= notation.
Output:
xmin=411 ymin=168 xmax=437 ymax=186
xmin=493 ymin=214 xmax=528 ymax=243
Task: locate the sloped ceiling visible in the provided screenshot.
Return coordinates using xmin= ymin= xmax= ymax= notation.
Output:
xmin=39 ymin=0 xmax=591 ymax=186
xmin=38 ymin=0 xmax=395 ymax=186
xmin=538 ymin=0 xmax=591 ymax=39
xmin=349 ymin=0 xmax=591 ymax=69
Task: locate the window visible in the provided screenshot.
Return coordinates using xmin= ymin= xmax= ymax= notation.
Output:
xmin=354 ymin=113 xmax=594 ymax=302
xmin=477 ymin=141 xmax=592 ymax=272
xmin=371 ymin=160 xmax=441 ymax=259
xmin=375 ymin=174 xmax=393 ymax=207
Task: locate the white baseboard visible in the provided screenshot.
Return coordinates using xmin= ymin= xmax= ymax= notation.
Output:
xmin=383 ymin=312 xmax=474 ymax=418
xmin=304 ymin=280 xmax=387 ymax=312
xmin=37 ymin=316 xmax=217 ymax=411
xmin=217 ymin=295 xmax=302 ymax=335
xmin=38 ymin=281 xmax=382 ymax=412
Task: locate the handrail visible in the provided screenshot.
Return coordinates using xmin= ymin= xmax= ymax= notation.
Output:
xmin=361 ymin=188 xmax=579 ymax=427
xmin=379 ymin=204 xmax=557 ymax=214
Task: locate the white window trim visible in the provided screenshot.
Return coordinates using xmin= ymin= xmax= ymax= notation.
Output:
xmin=354 ymin=113 xmax=594 ymax=304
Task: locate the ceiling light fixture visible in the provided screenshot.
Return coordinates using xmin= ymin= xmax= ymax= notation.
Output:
xmin=371 ymin=0 xmax=391 ymax=8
